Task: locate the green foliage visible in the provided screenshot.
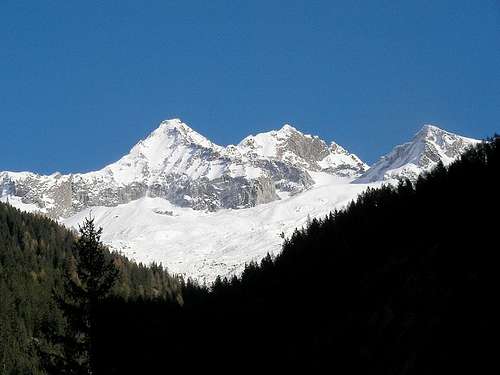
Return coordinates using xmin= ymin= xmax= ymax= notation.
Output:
xmin=0 ymin=207 xmax=69 ymax=374
xmin=44 ymin=218 xmax=119 ymax=374
xmin=71 ymin=218 xmax=119 ymax=302
xmin=0 ymin=205 xmax=182 ymax=374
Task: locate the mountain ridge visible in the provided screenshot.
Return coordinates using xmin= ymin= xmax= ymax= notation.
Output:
xmin=0 ymin=118 xmax=367 ymax=217
xmin=0 ymin=119 xmax=481 ymax=281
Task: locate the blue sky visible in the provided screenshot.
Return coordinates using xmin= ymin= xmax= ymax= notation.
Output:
xmin=1 ymin=0 xmax=499 ymax=173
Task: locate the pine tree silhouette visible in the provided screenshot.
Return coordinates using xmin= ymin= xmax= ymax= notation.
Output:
xmin=54 ymin=217 xmax=119 ymax=374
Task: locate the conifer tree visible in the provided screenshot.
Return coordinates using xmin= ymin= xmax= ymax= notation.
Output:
xmin=55 ymin=217 xmax=119 ymax=374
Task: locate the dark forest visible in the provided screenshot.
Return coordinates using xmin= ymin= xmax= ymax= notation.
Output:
xmin=1 ymin=137 xmax=498 ymax=374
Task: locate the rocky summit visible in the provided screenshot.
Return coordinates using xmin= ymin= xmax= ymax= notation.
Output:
xmin=356 ymin=124 xmax=479 ymax=183
xmin=0 ymin=119 xmax=367 ymax=218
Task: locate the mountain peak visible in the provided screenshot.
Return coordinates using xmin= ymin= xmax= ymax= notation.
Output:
xmin=356 ymin=125 xmax=479 ymax=183
xmin=420 ymin=123 xmax=442 ymax=132
xmin=412 ymin=124 xmax=479 ymax=150
xmin=143 ymin=118 xmax=218 ymax=151
xmin=415 ymin=124 xmax=448 ymax=139
xmin=279 ymin=124 xmax=298 ymax=133
xmin=235 ymin=124 xmax=367 ymax=178
xmin=97 ymin=119 xmax=224 ymax=185
xmin=157 ymin=118 xmax=186 ymax=131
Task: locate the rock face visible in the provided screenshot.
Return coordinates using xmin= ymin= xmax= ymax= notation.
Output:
xmin=0 ymin=119 xmax=367 ymax=218
xmin=236 ymin=124 xmax=368 ymax=178
xmin=356 ymin=125 xmax=480 ymax=183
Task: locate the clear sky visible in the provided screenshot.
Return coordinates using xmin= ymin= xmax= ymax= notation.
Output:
xmin=1 ymin=0 xmax=499 ymax=173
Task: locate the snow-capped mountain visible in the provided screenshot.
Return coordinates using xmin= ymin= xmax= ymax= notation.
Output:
xmin=0 ymin=119 xmax=366 ymax=218
xmin=235 ymin=124 xmax=367 ymax=178
xmin=356 ymin=125 xmax=480 ymax=183
xmin=0 ymin=120 xmax=479 ymax=282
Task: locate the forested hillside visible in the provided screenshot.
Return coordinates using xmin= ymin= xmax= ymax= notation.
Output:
xmin=0 ymin=204 xmax=183 ymax=374
xmin=1 ymin=137 xmax=498 ymax=374
xmin=96 ymin=137 xmax=498 ymax=373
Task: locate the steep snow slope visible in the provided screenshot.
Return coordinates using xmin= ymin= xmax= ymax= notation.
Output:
xmin=100 ymin=119 xmax=227 ymax=184
xmin=62 ymin=175 xmax=375 ymax=283
xmin=356 ymin=125 xmax=479 ymax=183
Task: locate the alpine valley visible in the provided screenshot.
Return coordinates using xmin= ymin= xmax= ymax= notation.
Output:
xmin=0 ymin=119 xmax=479 ymax=282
